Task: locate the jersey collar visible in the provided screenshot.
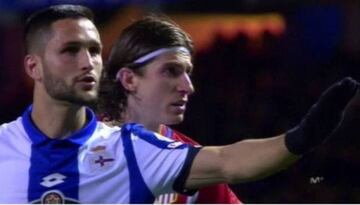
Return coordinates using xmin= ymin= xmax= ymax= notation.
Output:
xmin=21 ymin=105 xmax=97 ymax=145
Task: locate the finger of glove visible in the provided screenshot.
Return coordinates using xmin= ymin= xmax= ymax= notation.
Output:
xmin=316 ymin=77 xmax=359 ymax=114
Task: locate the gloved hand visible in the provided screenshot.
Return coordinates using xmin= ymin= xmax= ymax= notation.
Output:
xmin=285 ymin=77 xmax=359 ymax=155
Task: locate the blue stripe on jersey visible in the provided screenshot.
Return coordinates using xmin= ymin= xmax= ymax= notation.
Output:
xmin=121 ymin=124 xmax=155 ymax=203
xmin=21 ymin=105 xmax=97 ymax=203
xmin=125 ymin=123 xmax=188 ymax=149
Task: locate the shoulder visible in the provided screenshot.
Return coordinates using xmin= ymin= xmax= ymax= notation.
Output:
xmin=122 ymin=123 xmax=189 ymax=150
xmin=95 ymin=121 xmax=121 ymax=137
xmin=0 ymin=117 xmax=26 ymax=138
xmin=85 ymin=121 xmax=121 ymax=144
xmin=0 ymin=117 xmax=32 ymax=154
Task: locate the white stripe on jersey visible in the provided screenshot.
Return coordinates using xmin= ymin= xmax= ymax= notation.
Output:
xmin=0 ymin=117 xmax=31 ymax=203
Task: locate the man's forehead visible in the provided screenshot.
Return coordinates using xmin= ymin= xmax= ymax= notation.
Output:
xmin=161 ymin=51 xmax=192 ymax=62
xmin=49 ymin=18 xmax=101 ymax=44
xmin=154 ymin=51 xmax=193 ymax=68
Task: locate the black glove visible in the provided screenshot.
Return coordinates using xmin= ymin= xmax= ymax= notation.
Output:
xmin=285 ymin=77 xmax=359 ymax=155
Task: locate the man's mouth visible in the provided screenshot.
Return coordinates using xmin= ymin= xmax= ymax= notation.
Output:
xmin=170 ymin=100 xmax=187 ymax=112
xmin=76 ymin=75 xmax=97 ymax=90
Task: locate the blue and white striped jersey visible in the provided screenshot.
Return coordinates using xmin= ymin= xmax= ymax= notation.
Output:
xmin=0 ymin=106 xmax=199 ymax=203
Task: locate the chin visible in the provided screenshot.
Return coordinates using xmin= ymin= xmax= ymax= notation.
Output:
xmin=165 ymin=115 xmax=184 ymax=125
xmin=80 ymin=90 xmax=98 ymax=99
xmin=69 ymin=93 xmax=98 ymax=107
xmin=52 ymin=90 xmax=97 ymax=107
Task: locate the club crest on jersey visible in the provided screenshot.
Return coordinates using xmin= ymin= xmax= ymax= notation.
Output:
xmin=30 ymin=190 xmax=79 ymax=204
xmin=94 ymin=155 xmax=115 ymax=167
xmin=84 ymin=145 xmax=115 ymax=173
xmin=90 ymin=145 xmax=106 ymax=152
xmin=90 ymin=153 xmax=115 ymax=170
xmin=41 ymin=190 xmax=65 ymax=204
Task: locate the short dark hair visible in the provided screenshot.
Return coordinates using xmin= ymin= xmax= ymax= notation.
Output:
xmin=24 ymin=4 xmax=94 ymax=54
xmin=98 ymin=15 xmax=194 ymax=122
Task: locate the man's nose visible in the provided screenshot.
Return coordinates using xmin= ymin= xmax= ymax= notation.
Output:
xmin=178 ymin=73 xmax=195 ymax=95
xmin=79 ymin=49 xmax=95 ymax=71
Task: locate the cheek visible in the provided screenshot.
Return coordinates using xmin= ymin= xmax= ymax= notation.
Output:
xmin=141 ymin=82 xmax=171 ymax=104
xmin=94 ymin=61 xmax=103 ymax=79
xmin=94 ymin=56 xmax=103 ymax=69
xmin=154 ymin=81 xmax=174 ymax=97
xmin=45 ymin=55 xmax=73 ymax=75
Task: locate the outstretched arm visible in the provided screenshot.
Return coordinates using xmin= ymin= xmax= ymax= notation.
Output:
xmin=186 ymin=134 xmax=297 ymax=188
xmin=184 ymin=77 xmax=359 ymax=189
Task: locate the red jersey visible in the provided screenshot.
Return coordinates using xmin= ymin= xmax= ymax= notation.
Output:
xmin=154 ymin=125 xmax=241 ymax=204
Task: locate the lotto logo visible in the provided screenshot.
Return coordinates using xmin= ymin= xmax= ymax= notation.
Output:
xmin=40 ymin=173 xmax=67 ymax=188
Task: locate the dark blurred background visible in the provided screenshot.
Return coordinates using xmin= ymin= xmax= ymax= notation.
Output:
xmin=1 ymin=0 xmax=360 ymax=203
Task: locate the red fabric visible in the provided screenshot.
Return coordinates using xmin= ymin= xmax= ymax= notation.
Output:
xmin=158 ymin=125 xmax=241 ymax=204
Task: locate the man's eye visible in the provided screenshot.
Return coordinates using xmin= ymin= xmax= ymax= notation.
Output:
xmin=164 ymin=66 xmax=180 ymax=77
xmin=89 ymin=46 xmax=101 ymax=56
xmin=62 ymin=47 xmax=79 ymax=54
xmin=186 ymin=68 xmax=193 ymax=76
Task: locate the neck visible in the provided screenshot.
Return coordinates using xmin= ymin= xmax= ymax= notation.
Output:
xmin=123 ymin=108 xmax=161 ymax=133
xmin=31 ymin=90 xmax=87 ymax=140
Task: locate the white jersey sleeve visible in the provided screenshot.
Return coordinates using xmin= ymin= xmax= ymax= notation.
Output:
xmin=120 ymin=123 xmax=200 ymax=200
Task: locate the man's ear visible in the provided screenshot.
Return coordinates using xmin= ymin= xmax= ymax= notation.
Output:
xmin=24 ymin=54 xmax=42 ymax=81
xmin=117 ymin=67 xmax=138 ymax=92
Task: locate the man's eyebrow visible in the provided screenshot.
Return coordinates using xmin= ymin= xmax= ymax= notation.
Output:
xmin=163 ymin=61 xmax=193 ymax=72
xmin=62 ymin=40 xmax=103 ymax=48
